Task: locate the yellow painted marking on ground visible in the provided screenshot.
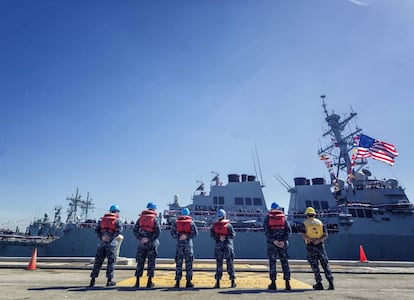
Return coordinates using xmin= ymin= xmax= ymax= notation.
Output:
xmin=117 ymin=271 xmax=311 ymax=289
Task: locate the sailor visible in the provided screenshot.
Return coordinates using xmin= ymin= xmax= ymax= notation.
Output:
xmin=89 ymin=204 xmax=123 ymax=287
xmin=170 ymin=207 xmax=198 ymax=288
xmin=263 ymin=202 xmax=292 ymax=290
xmin=210 ymin=209 xmax=236 ymax=288
xmin=133 ymin=202 xmax=161 ymax=288
xmin=300 ymin=206 xmax=334 ymax=290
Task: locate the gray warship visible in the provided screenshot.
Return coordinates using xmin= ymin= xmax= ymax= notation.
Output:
xmin=1 ymin=100 xmax=413 ymax=261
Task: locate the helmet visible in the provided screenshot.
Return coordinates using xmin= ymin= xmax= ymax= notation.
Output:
xmin=181 ymin=208 xmax=190 ymax=216
xmin=217 ymin=209 xmax=226 ymax=219
xmin=305 ymin=207 xmax=316 ymax=215
xmin=271 ymin=202 xmax=279 ymax=210
xmin=146 ymin=202 xmax=157 ymax=210
xmin=109 ymin=204 xmax=120 ymax=213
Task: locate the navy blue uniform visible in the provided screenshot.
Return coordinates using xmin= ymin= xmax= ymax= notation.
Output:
xmin=263 ymin=213 xmax=292 ymax=281
xmin=300 ymin=217 xmax=334 ymax=287
xmin=90 ymin=214 xmax=123 ymax=281
xmin=134 ymin=212 xmax=161 ymax=279
xmin=210 ymin=220 xmax=236 ymax=281
xmin=171 ymin=218 xmax=198 ymax=281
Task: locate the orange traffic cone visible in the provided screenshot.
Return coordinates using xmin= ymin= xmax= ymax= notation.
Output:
xmin=359 ymin=245 xmax=368 ymax=263
xmin=27 ymin=248 xmax=37 ymax=270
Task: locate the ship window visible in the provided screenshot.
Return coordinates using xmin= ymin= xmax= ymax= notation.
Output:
xmin=312 ymin=201 xmax=320 ymax=210
xmin=356 ymin=209 xmax=365 ymax=218
xmin=245 ymin=197 xmax=252 ymax=205
xmin=218 ymin=196 xmax=224 ymax=205
xmin=306 ymin=201 xmax=312 ymax=207
xmin=213 ymin=197 xmax=218 ymax=205
xmin=321 ymin=201 xmax=329 ymax=210
xmin=349 ymin=208 xmax=357 ymax=217
xmin=364 ymin=209 xmax=372 ymax=218
xmin=235 ymin=197 xmax=243 ymax=205
xmin=253 ymin=198 xmax=262 ymax=205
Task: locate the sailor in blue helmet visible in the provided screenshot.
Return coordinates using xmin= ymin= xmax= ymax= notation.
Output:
xmin=300 ymin=207 xmax=334 ymax=290
xmin=263 ymin=202 xmax=292 ymax=290
xmin=210 ymin=209 xmax=236 ymax=288
xmin=133 ymin=202 xmax=161 ymax=288
xmin=171 ymin=207 xmax=198 ymax=288
xmin=89 ymin=204 xmax=123 ymax=287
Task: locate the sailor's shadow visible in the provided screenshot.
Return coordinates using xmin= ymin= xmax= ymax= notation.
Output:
xmin=115 ymin=286 xmax=165 ymax=291
xmin=219 ymin=288 xmax=310 ymax=294
xmin=70 ymin=286 xmax=118 ymax=291
xmin=27 ymin=286 xmax=108 ymax=291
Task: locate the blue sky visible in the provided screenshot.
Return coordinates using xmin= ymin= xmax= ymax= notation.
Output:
xmin=1 ymin=0 xmax=413 ymax=230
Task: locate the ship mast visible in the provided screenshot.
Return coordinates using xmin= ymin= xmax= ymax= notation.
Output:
xmin=66 ymin=188 xmax=95 ymax=223
xmin=318 ymin=95 xmax=363 ymax=178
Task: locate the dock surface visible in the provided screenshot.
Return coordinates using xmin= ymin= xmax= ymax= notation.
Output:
xmin=1 ymin=258 xmax=414 ymax=299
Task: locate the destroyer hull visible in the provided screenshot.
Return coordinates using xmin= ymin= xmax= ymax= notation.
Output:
xmin=2 ymin=228 xmax=414 ymax=261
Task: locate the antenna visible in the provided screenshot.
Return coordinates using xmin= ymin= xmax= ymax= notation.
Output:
xmin=251 ymin=149 xmax=258 ymax=180
xmin=255 ymin=145 xmax=265 ymax=187
xmin=321 ymin=95 xmax=329 ymax=117
xmin=273 ymin=173 xmax=292 ymax=191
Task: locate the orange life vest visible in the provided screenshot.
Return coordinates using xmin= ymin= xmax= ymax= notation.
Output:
xmin=138 ymin=210 xmax=157 ymax=232
xmin=176 ymin=215 xmax=193 ymax=234
xmin=268 ymin=209 xmax=286 ymax=230
xmin=213 ymin=219 xmax=230 ymax=236
xmin=100 ymin=213 xmax=118 ymax=233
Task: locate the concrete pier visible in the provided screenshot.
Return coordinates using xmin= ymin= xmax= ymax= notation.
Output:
xmin=1 ymin=258 xmax=413 ymax=299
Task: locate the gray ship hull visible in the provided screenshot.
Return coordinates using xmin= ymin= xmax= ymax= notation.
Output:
xmin=2 ymin=226 xmax=414 ymax=261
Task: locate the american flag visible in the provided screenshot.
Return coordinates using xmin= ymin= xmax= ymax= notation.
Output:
xmin=355 ymin=134 xmax=399 ymax=166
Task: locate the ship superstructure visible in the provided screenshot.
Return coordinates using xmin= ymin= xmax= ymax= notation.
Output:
xmin=163 ymin=173 xmax=268 ymax=229
xmin=286 ymin=98 xmax=414 ymax=260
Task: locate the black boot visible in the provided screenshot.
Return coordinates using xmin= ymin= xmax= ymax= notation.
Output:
xmin=174 ymin=280 xmax=180 ymax=288
xmin=231 ymin=280 xmax=236 ymax=288
xmin=88 ymin=278 xmax=95 ymax=288
xmin=214 ymin=279 xmax=220 ymax=288
xmin=328 ymin=280 xmax=335 ymax=290
xmin=313 ymin=282 xmax=324 ymax=290
xmin=186 ymin=280 xmax=194 ymax=288
xmin=285 ymin=280 xmax=291 ymax=290
xmin=134 ymin=277 xmax=140 ymax=288
xmin=268 ymin=280 xmax=276 ymax=290
xmin=106 ymin=279 xmax=116 ymax=287
xmin=146 ymin=277 xmax=154 ymax=288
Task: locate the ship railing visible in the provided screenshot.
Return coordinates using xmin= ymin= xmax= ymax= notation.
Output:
xmin=163 ymin=209 xmax=268 ymax=218
xmin=78 ymin=222 xmax=98 ymax=229
xmin=0 ymin=233 xmax=56 ymax=242
xmin=344 ymin=202 xmax=414 ymax=211
xmin=354 ymin=179 xmax=402 ymax=190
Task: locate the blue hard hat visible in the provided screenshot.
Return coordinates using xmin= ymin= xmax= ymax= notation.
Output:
xmin=217 ymin=209 xmax=226 ymax=219
xmin=109 ymin=204 xmax=120 ymax=213
xmin=271 ymin=202 xmax=279 ymax=210
xmin=147 ymin=202 xmax=157 ymax=210
xmin=181 ymin=208 xmax=190 ymax=216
